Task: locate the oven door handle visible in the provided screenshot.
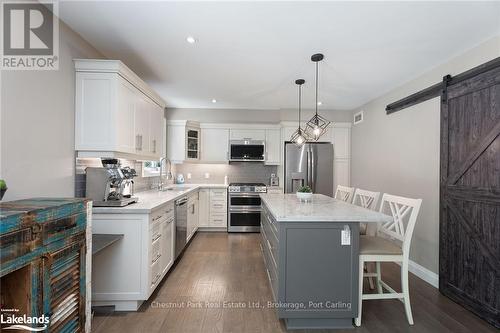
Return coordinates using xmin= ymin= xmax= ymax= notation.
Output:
xmin=229 ymin=194 xmax=263 ymax=197
xmin=229 ymin=206 xmax=262 ymax=213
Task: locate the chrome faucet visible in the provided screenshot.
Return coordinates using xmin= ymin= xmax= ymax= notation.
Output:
xmin=158 ymin=157 xmax=173 ymax=190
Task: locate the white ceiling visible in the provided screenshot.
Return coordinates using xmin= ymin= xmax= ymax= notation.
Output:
xmin=59 ymin=1 xmax=500 ymax=110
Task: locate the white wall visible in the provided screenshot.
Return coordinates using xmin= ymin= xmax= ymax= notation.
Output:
xmin=351 ymin=36 xmax=500 ymax=275
xmin=0 ymin=21 xmax=104 ymax=201
xmin=166 ymin=107 xmax=352 ymax=123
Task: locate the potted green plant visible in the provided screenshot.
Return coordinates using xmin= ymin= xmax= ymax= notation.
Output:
xmin=296 ymin=185 xmax=313 ymax=201
xmin=0 ymin=179 xmax=7 ymax=201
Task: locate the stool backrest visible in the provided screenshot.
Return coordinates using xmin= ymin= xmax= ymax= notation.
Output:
xmin=378 ymin=194 xmax=422 ymax=256
xmin=334 ymin=185 xmax=355 ymax=202
xmin=352 ymin=188 xmax=380 ymax=211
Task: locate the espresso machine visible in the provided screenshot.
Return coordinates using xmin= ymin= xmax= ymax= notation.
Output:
xmin=86 ymin=159 xmax=138 ymax=207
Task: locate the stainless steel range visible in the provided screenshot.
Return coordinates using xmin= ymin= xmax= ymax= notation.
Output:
xmin=228 ymin=182 xmax=267 ymax=232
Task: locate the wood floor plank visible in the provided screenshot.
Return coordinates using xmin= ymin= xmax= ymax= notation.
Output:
xmin=92 ymin=232 xmax=499 ymax=333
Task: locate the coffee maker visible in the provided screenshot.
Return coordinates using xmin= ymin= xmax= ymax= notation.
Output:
xmin=86 ymin=159 xmax=138 ymax=207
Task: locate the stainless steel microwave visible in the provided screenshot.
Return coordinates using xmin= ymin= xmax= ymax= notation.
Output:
xmin=229 ymin=140 xmax=265 ymax=161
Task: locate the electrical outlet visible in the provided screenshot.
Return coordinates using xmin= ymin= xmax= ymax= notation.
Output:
xmin=187 ymin=173 xmax=192 ymax=179
xmin=204 ymin=173 xmax=210 ymax=179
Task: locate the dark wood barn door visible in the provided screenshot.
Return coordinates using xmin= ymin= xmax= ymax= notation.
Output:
xmin=440 ymin=63 xmax=500 ymax=328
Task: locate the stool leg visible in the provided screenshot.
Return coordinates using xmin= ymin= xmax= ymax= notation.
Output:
xmin=366 ymin=262 xmax=375 ymax=289
xmin=376 ymin=262 xmax=382 ymax=293
xmin=355 ymin=258 xmax=364 ymax=327
xmin=401 ymin=261 xmax=414 ymax=325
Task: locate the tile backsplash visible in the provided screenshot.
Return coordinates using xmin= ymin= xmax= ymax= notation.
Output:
xmin=75 ymin=158 xmax=277 ymax=198
xmin=173 ymin=162 xmax=277 ymax=185
xmin=75 ymin=158 xmax=164 ymax=197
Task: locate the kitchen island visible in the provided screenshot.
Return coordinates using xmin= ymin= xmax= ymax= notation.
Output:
xmin=259 ymin=193 xmax=392 ymax=329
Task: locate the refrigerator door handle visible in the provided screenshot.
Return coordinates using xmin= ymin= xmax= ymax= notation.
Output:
xmin=307 ymin=150 xmax=312 ymax=189
xmin=311 ymin=146 xmax=317 ymax=192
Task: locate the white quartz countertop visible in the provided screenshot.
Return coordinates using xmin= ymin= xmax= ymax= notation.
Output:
xmin=260 ymin=193 xmax=393 ymax=223
xmin=92 ymin=184 xmax=227 ymax=214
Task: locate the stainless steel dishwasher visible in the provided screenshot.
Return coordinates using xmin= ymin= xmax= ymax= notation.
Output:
xmin=174 ymin=196 xmax=188 ymax=259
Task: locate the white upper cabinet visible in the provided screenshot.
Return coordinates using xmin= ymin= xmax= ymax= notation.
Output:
xmin=149 ymin=103 xmax=164 ymax=156
xmin=134 ymin=92 xmax=151 ymax=154
xmin=116 ymin=77 xmax=136 ymax=153
xmin=265 ymin=129 xmax=280 ymax=165
xmin=331 ymin=125 xmax=351 ymax=159
xmin=74 ymin=59 xmax=166 ymax=160
xmin=167 ymin=120 xmax=200 ymax=163
xmin=230 ymin=129 xmax=265 ymax=140
xmin=201 ymin=127 xmax=229 ymax=163
xmin=186 ymin=126 xmax=201 ymax=161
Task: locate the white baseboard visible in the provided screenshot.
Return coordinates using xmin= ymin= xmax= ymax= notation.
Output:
xmin=407 ymin=260 xmax=439 ymax=288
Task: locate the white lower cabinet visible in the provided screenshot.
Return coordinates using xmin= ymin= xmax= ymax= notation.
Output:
xmin=198 ymin=188 xmax=228 ymax=229
xmin=198 ymin=189 xmax=210 ymax=227
xmin=187 ymin=192 xmax=199 ymax=242
xmin=160 ymin=216 xmax=174 ymax=276
xmin=92 ymin=202 xmax=174 ymax=311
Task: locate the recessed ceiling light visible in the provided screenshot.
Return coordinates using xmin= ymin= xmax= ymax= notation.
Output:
xmin=317 ymin=101 xmax=322 ymax=106
xmin=186 ymin=36 xmax=196 ymax=44
xmin=211 ymin=99 xmax=217 ymax=103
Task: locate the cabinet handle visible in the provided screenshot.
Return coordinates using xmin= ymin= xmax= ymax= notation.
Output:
xmin=140 ymin=135 xmax=143 ymax=151
xmin=265 ymin=268 xmax=272 ymax=283
xmin=136 ymin=135 xmax=141 ymax=151
xmin=267 ymin=239 xmax=273 ymax=251
xmin=152 ymin=253 xmax=161 ymax=264
xmin=152 ymin=139 xmax=156 ymax=153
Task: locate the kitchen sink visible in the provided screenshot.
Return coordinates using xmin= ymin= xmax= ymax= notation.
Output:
xmin=161 ymin=187 xmax=192 ymax=192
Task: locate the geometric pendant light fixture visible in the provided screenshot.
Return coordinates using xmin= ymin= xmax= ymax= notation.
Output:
xmin=290 ymin=79 xmax=309 ymax=146
xmin=304 ymin=53 xmax=331 ymax=141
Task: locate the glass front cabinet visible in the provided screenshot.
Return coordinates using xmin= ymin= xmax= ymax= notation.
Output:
xmin=186 ymin=127 xmax=200 ymax=160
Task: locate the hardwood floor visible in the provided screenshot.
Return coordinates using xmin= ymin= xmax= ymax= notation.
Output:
xmin=92 ymin=232 xmax=498 ymax=333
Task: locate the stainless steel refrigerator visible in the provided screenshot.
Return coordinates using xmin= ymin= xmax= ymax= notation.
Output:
xmin=284 ymin=142 xmax=334 ymax=197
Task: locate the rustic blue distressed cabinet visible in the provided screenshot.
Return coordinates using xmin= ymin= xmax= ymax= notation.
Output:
xmin=0 ymin=198 xmax=90 ymax=332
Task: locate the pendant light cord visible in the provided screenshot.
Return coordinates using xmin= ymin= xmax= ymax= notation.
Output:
xmin=298 ymin=84 xmax=302 ymax=127
xmin=315 ymin=61 xmax=319 ymax=117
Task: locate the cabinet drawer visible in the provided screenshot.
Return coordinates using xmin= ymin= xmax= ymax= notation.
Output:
xmin=150 ymin=222 xmax=162 ymax=244
xmin=262 ymin=211 xmax=278 ymax=245
xmin=210 ymin=189 xmax=227 ymax=201
xmin=162 ymin=203 xmax=175 ymax=219
xmin=42 ymin=212 xmax=86 ymax=245
xmin=262 ymin=206 xmax=278 ymax=235
xmin=0 ymin=227 xmax=39 ymax=264
xmin=151 ymin=203 xmax=174 ymax=224
xmin=210 ymin=201 xmax=227 ymax=212
xmin=261 ymin=234 xmax=278 ymax=301
xmin=150 ymin=258 xmax=162 ymax=289
xmin=151 ymin=236 xmax=162 ymax=265
xmin=209 ymin=214 xmax=227 ymax=227
xmin=261 ymin=224 xmax=278 ymax=270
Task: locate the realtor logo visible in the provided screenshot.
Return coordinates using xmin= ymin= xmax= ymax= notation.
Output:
xmin=1 ymin=1 xmax=59 ymax=70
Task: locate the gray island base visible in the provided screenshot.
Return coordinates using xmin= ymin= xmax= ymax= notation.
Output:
xmin=259 ymin=194 xmax=392 ymax=330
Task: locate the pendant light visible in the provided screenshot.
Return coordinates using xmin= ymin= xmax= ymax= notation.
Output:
xmin=305 ymin=53 xmax=331 ymax=140
xmin=290 ymin=79 xmax=309 ymax=146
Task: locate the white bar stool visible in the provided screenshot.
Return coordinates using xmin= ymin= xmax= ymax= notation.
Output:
xmin=355 ymin=193 xmax=422 ymax=327
xmin=334 ymin=185 xmax=355 ymax=202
